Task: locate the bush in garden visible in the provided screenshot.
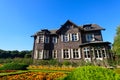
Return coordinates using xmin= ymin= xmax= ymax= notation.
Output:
xmin=0 ymin=63 xmax=29 ymax=70
xmin=48 ymin=59 xmax=59 ymax=66
xmin=63 ymin=66 xmax=120 ymax=80
xmin=62 ymin=61 xmax=71 ymax=66
xmin=0 ymin=58 xmax=33 ymax=65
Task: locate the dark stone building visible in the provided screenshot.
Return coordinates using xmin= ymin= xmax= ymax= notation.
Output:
xmin=32 ymin=20 xmax=112 ymax=62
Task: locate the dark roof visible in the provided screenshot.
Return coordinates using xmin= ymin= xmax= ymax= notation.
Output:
xmin=63 ymin=20 xmax=78 ymax=27
xmin=81 ymin=24 xmax=105 ymax=31
xmin=79 ymin=41 xmax=111 ymax=47
xmin=49 ymin=30 xmax=57 ymax=34
xmin=57 ymin=20 xmax=81 ymax=33
xmin=32 ymin=20 xmax=106 ymax=36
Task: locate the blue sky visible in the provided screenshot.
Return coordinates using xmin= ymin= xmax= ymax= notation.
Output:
xmin=0 ymin=0 xmax=120 ymax=51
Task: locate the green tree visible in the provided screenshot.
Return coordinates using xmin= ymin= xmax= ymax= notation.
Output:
xmin=113 ymin=25 xmax=120 ymax=55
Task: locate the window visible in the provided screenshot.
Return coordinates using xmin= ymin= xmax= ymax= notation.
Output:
xmin=71 ymin=33 xmax=79 ymax=41
xmin=36 ymin=35 xmax=44 ymax=43
xmin=83 ymin=48 xmax=90 ymax=58
xmin=86 ymin=34 xmax=94 ymax=42
xmin=63 ymin=34 xmax=69 ymax=42
xmin=43 ymin=50 xmax=49 ymax=59
xmin=95 ymin=49 xmax=102 ymax=58
xmin=85 ymin=27 xmax=91 ymax=30
xmin=98 ymin=50 xmax=102 ymax=58
xmin=62 ymin=49 xmax=70 ymax=59
xmin=45 ymin=36 xmax=49 ymax=43
xmin=52 ymin=50 xmax=57 ymax=59
xmin=102 ymin=49 xmax=106 ymax=57
xmin=52 ymin=37 xmax=57 ymax=43
xmin=38 ymin=50 xmax=43 ymax=59
xmin=34 ymin=50 xmax=38 ymax=59
xmin=95 ymin=50 xmax=98 ymax=58
xmin=72 ymin=49 xmax=80 ymax=59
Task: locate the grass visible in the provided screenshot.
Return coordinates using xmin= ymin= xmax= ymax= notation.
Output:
xmin=114 ymin=68 xmax=120 ymax=74
xmin=0 ymin=69 xmax=70 ymax=77
xmin=29 ymin=69 xmax=71 ymax=73
xmin=0 ymin=70 xmax=28 ymax=76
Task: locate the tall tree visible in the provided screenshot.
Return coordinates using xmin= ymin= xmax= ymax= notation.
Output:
xmin=113 ymin=25 xmax=120 ymax=55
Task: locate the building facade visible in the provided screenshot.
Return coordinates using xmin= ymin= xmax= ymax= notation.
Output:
xmin=32 ymin=20 xmax=112 ymax=62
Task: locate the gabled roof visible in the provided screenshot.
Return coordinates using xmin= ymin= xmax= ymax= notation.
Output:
xmin=49 ymin=30 xmax=57 ymax=34
xmin=56 ymin=20 xmax=82 ymax=33
xmin=62 ymin=20 xmax=78 ymax=27
xmin=32 ymin=20 xmax=105 ymax=36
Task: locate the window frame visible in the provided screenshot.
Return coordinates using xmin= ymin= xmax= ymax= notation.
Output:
xmin=36 ymin=35 xmax=44 ymax=43
xmin=61 ymin=34 xmax=69 ymax=42
xmin=83 ymin=47 xmax=90 ymax=58
xmin=62 ymin=49 xmax=70 ymax=59
xmin=45 ymin=36 xmax=49 ymax=43
xmin=52 ymin=37 xmax=57 ymax=43
xmin=72 ymin=49 xmax=81 ymax=59
xmin=52 ymin=50 xmax=57 ymax=59
xmin=43 ymin=50 xmax=49 ymax=59
xmin=86 ymin=34 xmax=94 ymax=42
xmin=95 ymin=49 xmax=103 ymax=58
xmin=38 ymin=50 xmax=43 ymax=59
xmin=71 ymin=33 xmax=79 ymax=41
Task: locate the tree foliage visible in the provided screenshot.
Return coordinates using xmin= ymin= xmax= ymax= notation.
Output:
xmin=0 ymin=49 xmax=32 ymax=58
xmin=113 ymin=25 xmax=120 ymax=55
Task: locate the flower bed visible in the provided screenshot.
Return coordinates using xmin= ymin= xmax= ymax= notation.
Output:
xmin=0 ymin=72 xmax=66 ymax=80
xmin=28 ymin=65 xmax=75 ymax=71
xmin=0 ymin=70 xmax=17 ymax=73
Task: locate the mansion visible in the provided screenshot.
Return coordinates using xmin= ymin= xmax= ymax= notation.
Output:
xmin=32 ymin=20 xmax=112 ymax=62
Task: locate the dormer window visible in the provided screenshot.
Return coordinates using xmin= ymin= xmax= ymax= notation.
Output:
xmin=85 ymin=27 xmax=91 ymax=30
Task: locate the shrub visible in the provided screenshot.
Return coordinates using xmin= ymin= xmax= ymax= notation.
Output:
xmin=48 ymin=59 xmax=59 ymax=66
xmin=63 ymin=66 xmax=120 ymax=80
xmin=62 ymin=61 xmax=71 ymax=66
xmin=0 ymin=58 xmax=33 ymax=65
xmin=0 ymin=63 xmax=29 ymax=70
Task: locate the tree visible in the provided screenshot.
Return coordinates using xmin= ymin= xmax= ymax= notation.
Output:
xmin=113 ymin=25 xmax=120 ymax=55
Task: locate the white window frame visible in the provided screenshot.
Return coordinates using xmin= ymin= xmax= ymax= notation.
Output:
xmin=38 ymin=50 xmax=43 ymax=59
xmin=52 ymin=37 xmax=57 ymax=43
xmin=62 ymin=49 xmax=70 ymax=59
xmin=34 ymin=50 xmax=38 ymax=59
xmin=83 ymin=47 xmax=91 ymax=62
xmin=72 ymin=48 xmax=81 ymax=59
xmin=62 ymin=34 xmax=69 ymax=42
xmin=70 ymin=33 xmax=79 ymax=41
xmin=95 ymin=49 xmax=103 ymax=60
xmin=102 ymin=48 xmax=106 ymax=58
xmin=52 ymin=50 xmax=57 ymax=59
xmin=83 ymin=47 xmax=90 ymax=58
xmin=36 ymin=36 xmax=39 ymax=43
xmin=45 ymin=36 xmax=49 ymax=43
xmin=36 ymin=35 xmax=44 ymax=43
xmin=43 ymin=50 xmax=49 ymax=59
